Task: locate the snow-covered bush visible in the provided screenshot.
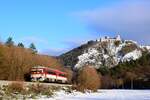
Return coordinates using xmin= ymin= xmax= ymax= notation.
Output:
xmin=74 ymin=48 xmax=102 ymax=69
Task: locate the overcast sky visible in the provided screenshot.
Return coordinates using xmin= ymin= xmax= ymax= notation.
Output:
xmin=0 ymin=0 xmax=150 ymax=56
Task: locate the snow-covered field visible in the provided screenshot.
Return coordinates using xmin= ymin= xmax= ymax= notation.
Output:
xmin=39 ymin=89 xmax=150 ymax=100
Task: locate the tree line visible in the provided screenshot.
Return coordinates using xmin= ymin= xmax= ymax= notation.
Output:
xmin=0 ymin=36 xmax=72 ymax=81
xmin=72 ymin=51 xmax=150 ymax=91
xmin=5 ymin=37 xmax=37 ymax=54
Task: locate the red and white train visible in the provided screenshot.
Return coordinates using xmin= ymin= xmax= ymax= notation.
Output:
xmin=30 ymin=66 xmax=68 ymax=83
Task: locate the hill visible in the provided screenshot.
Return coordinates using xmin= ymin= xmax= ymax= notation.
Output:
xmin=60 ymin=35 xmax=150 ymax=70
xmin=60 ymin=35 xmax=150 ymax=89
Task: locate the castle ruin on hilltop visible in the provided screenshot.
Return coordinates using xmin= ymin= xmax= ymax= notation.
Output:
xmin=97 ymin=35 xmax=121 ymax=42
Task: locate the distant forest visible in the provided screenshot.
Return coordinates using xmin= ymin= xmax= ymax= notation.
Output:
xmin=98 ymin=52 xmax=150 ymax=89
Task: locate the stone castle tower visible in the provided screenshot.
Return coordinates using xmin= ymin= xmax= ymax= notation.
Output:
xmin=116 ymin=35 xmax=121 ymax=41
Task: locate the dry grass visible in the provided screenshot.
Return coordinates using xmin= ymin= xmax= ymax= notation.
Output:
xmin=6 ymin=81 xmax=25 ymax=94
xmin=28 ymin=83 xmax=54 ymax=96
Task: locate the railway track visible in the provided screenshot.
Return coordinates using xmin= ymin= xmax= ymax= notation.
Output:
xmin=0 ymin=80 xmax=72 ymax=87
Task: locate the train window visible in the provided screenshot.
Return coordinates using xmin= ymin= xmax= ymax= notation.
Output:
xmin=31 ymin=71 xmax=36 ymax=74
xmin=36 ymin=70 xmax=42 ymax=74
xmin=47 ymin=70 xmax=56 ymax=75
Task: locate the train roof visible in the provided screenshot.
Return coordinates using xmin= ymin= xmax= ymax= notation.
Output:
xmin=32 ymin=66 xmax=46 ymax=69
xmin=31 ymin=66 xmax=67 ymax=74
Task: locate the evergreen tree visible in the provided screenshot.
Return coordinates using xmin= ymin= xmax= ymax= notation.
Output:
xmin=18 ymin=42 xmax=24 ymax=48
xmin=29 ymin=43 xmax=37 ymax=54
xmin=5 ymin=37 xmax=14 ymax=47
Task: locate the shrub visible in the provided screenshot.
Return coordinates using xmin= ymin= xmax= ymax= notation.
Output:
xmin=101 ymin=41 xmax=108 ymax=49
xmin=6 ymin=81 xmax=25 ymax=94
xmin=114 ymin=40 xmax=120 ymax=47
xmin=28 ymin=83 xmax=47 ymax=94
xmin=28 ymin=83 xmax=54 ymax=96
xmin=63 ymin=68 xmax=73 ymax=84
xmin=76 ymin=66 xmax=101 ymax=92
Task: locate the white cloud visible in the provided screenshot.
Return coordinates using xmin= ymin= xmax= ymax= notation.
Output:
xmin=74 ymin=0 xmax=150 ymax=45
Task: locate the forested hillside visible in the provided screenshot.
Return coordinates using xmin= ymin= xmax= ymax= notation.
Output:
xmin=0 ymin=37 xmax=69 ymax=81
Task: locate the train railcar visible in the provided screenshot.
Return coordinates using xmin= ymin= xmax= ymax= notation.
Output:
xmin=30 ymin=66 xmax=67 ymax=83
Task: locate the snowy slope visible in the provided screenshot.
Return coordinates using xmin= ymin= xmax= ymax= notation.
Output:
xmin=74 ymin=35 xmax=146 ymax=69
xmin=38 ymin=90 xmax=150 ymax=100
xmin=122 ymin=50 xmax=142 ymax=62
xmin=141 ymin=46 xmax=150 ymax=52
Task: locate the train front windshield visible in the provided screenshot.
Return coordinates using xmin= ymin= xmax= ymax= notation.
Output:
xmin=31 ymin=68 xmax=43 ymax=74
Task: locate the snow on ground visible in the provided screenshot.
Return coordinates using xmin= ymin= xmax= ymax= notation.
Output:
xmin=39 ymin=89 xmax=150 ymax=100
xmin=122 ymin=49 xmax=142 ymax=62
